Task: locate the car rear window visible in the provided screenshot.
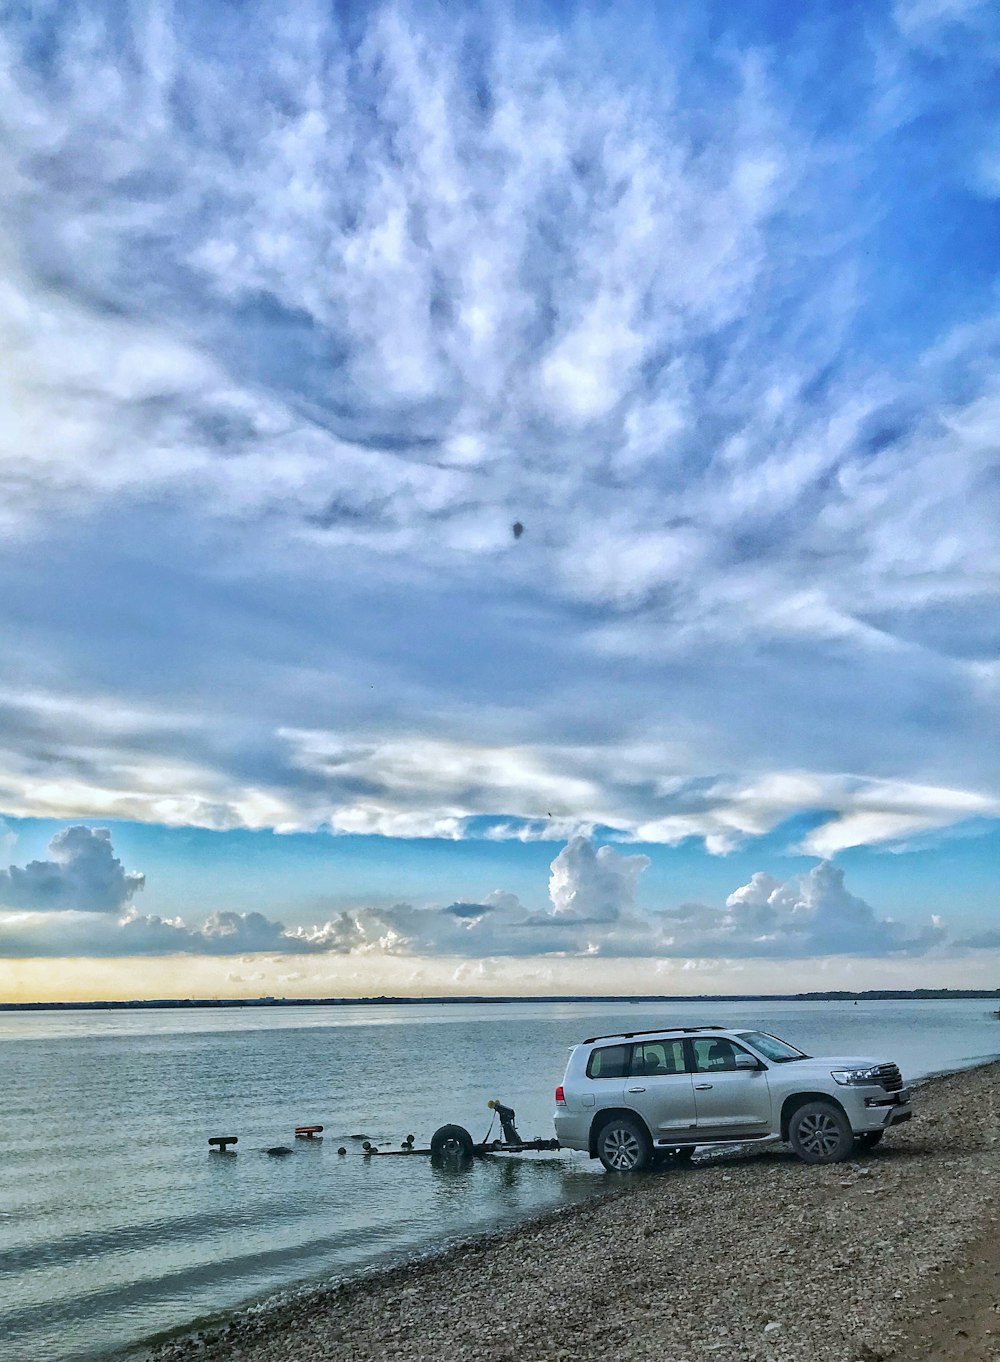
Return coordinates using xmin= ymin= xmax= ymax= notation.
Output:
xmin=586 ymin=1044 xmax=630 ymax=1079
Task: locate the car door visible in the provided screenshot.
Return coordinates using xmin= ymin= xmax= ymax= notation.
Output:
xmin=688 ymin=1037 xmax=772 ymax=1135
xmin=582 ymin=1042 xmax=633 ymax=1114
xmin=624 ymin=1038 xmax=698 ymax=1140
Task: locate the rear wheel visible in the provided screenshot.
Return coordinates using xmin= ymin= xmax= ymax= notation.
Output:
xmin=855 ymin=1130 xmax=885 ymax=1151
xmin=597 ymin=1116 xmax=652 ymax=1173
xmin=788 ymin=1101 xmax=855 ymax=1164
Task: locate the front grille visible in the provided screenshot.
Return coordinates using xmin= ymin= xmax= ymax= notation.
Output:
xmin=875 ymin=1063 xmax=903 ymax=1092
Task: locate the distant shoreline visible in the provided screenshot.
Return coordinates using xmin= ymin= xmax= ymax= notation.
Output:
xmin=2 ymin=988 xmax=998 ymax=1011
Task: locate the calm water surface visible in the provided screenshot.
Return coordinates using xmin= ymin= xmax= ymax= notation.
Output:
xmin=1 ymin=998 xmax=997 ymax=1362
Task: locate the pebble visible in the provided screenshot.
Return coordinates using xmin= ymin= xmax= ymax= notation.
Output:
xmin=141 ymin=1061 xmax=1000 ymax=1362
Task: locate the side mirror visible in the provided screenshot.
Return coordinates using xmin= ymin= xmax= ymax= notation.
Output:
xmin=734 ymin=1053 xmax=761 ymax=1071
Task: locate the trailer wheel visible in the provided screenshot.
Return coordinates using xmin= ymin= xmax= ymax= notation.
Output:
xmin=430 ymin=1124 xmax=475 ymax=1161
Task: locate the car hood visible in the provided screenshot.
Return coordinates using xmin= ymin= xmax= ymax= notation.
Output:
xmin=791 ymin=1055 xmax=892 ymax=1070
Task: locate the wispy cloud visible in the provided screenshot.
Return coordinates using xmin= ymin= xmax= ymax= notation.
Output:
xmin=0 ymin=693 xmax=996 ymax=854
xmin=0 ymin=1 xmax=997 ymax=871
xmin=0 ymin=702 xmax=997 ymax=849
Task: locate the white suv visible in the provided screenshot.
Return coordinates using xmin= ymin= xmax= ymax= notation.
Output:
xmin=554 ymin=1025 xmax=912 ymax=1172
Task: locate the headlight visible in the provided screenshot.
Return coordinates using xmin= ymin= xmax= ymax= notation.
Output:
xmin=830 ymin=1066 xmax=881 ymax=1085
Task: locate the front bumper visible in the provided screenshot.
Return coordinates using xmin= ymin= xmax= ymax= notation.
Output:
xmin=843 ymin=1084 xmax=913 ymax=1132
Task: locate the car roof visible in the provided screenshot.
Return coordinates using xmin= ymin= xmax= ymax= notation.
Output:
xmin=581 ymin=1025 xmax=737 ymax=1044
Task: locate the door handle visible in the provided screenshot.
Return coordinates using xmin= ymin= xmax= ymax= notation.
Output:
xmin=627 ymin=1085 xmax=646 ymax=1093
xmin=694 ymin=1083 xmax=713 ymax=1090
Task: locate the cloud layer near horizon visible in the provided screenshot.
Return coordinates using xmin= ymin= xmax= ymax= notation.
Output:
xmin=0 ymin=827 xmax=945 ymax=961
xmin=0 ymin=0 xmax=998 ymax=867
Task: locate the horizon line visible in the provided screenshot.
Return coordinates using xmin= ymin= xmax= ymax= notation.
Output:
xmin=2 ymin=987 xmax=999 ymax=1011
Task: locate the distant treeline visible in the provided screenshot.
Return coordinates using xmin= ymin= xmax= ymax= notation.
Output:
xmin=2 ymin=988 xmax=999 ymax=1011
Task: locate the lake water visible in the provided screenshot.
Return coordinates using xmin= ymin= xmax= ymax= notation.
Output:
xmin=1 ymin=997 xmax=998 ymax=1362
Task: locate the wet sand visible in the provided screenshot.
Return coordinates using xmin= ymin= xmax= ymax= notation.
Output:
xmin=145 ymin=1060 xmax=1000 ymax=1362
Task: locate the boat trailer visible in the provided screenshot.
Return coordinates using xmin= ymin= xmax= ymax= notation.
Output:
xmin=209 ymin=1099 xmax=560 ymax=1161
xmin=351 ymin=1099 xmax=559 ymax=1161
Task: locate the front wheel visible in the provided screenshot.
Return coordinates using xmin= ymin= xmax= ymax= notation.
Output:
xmin=855 ymin=1130 xmax=885 ymax=1151
xmin=788 ymin=1101 xmax=855 ymax=1164
xmin=597 ymin=1116 xmax=652 ymax=1173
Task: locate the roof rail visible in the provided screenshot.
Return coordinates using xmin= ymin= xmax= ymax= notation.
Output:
xmin=582 ymin=1024 xmax=727 ymax=1044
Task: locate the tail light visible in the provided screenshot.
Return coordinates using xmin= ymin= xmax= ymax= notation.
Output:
xmin=555 ymin=1085 xmax=566 ymax=1105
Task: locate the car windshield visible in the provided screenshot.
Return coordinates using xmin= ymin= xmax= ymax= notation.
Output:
xmin=736 ymin=1030 xmax=810 ymax=1063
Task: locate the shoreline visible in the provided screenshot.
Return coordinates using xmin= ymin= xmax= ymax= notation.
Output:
xmin=8 ymin=989 xmax=1000 ymax=1012
xmin=142 ymin=1057 xmax=1000 ymax=1362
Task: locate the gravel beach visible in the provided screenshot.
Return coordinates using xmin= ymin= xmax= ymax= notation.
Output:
xmin=145 ymin=1060 xmax=1000 ymax=1362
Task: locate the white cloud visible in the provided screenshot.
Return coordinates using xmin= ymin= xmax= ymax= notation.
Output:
xmin=894 ymin=0 xmax=993 ymax=41
xmin=0 ymin=906 xmax=327 ymax=959
xmin=298 ymin=846 xmax=943 ymax=962
xmin=798 ymin=795 xmax=994 ymax=858
xmin=1 ymin=1 xmax=784 ymax=555
xmin=0 ymin=829 xmax=943 ymax=962
xmin=548 ymin=837 xmax=650 ymax=922
xmin=0 ymin=826 xmax=144 ymax=913
xmin=705 ymin=861 xmax=945 ymax=956
xmin=0 ymin=694 xmax=995 ymax=855
xmin=0 ymin=3 xmax=996 ymax=872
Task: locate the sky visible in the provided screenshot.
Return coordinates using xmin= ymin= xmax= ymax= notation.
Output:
xmin=0 ymin=0 xmax=998 ymax=1002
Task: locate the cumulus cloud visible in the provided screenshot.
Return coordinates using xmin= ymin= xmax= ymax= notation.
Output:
xmin=0 ymin=906 xmax=327 ymax=959
xmin=0 ymin=826 xmax=144 ymax=913
xmin=662 ymin=861 xmax=946 ymax=958
xmin=548 ymin=837 xmax=650 ymax=921
xmin=0 ymin=830 xmax=943 ymax=961
xmin=0 ymin=827 xmax=333 ymax=957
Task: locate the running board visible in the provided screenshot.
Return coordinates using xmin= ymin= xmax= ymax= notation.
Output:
xmin=656 ymin=1132 xmax=783 ymax=1147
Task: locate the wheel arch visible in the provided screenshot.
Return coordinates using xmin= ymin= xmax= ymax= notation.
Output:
xmin=780 ymin=1091 xmax=850 ymax=1141
xmin=588 ymin=1107 xmax=652 ymax=1158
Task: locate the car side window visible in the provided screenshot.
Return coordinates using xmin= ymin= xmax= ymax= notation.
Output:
xmin=691 ymin=1038 xmax=754 ymax=1072
xmin=631 ymin=1040 xmax=685 ymax=1077
xmin=586 ymin=1044 xmax=631 ymax=1079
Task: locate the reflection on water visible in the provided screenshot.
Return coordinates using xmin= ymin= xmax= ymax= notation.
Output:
xmin=0 ymin=998 xmax=996 ymax=1362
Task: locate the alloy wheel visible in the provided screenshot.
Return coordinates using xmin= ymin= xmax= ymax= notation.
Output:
xmin=796 ymin=1111 xmax=843 ymax=1158
xmin=602 ymin=1125 xmax=642 ymax=1171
